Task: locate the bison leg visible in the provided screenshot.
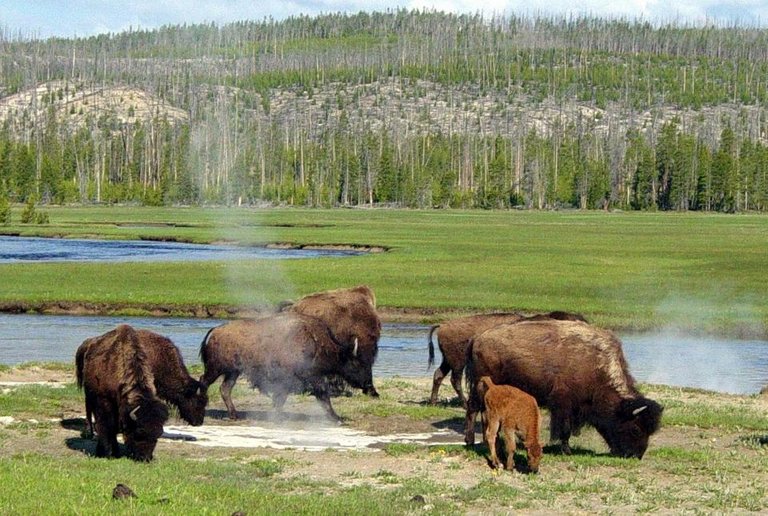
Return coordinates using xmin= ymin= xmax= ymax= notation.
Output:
xmin=93 ymin=403 xmax=119 ymax=458
xmin=315 ymin=390 xmax=342 ymax=423
xmin=484 ymin=415 xmax=502 ymax=469
xmin=429 ymin=361 xmax=450 ymax=405
xmin=450 ymin=369 xmax=466 ymax=408
xmin=220 ymin=372 xmax=240 ymax=420
xmin=548 ymin=408 xmax=573 ymax=455
xmin=501 ymin=425 xmax=518 ymax=471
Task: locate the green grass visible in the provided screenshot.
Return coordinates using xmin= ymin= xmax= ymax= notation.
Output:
xmin=1 ymin=206 xmax=767 ymax=334
xmin=0 ymin=376 xmax=766 ymax=513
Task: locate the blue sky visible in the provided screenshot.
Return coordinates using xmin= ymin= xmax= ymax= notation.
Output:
xmin=1 ymin=1 xmax=766 ymax=38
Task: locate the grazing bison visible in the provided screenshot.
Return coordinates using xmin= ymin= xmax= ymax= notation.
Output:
xmin=478 ymin=376 xmax=542 ymax=473
xmin=428 ymin=311 xmax=587 ymax=406
xmin=282 ymin=285 xmax=381 ymax=397
xmin=76 ymin=327 xmax=208 ymax=436
xmin=76 ymin=324 xmax=169 ymax=461
xmin=465 ymin=319 xmax=662 ymax=459
xmin=199 ymin=312 xmax=369 ymax=421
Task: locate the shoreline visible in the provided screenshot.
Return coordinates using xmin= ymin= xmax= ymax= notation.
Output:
xmin=1 ymin=301 xmax=767 ymax=340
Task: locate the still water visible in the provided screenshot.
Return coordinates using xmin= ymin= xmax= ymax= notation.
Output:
xmin=0 ymin=314 xmax=765 ymax=395
xmin=0 ymin=235 xmax=362 ymax=263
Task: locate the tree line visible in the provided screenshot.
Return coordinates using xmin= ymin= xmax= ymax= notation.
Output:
xmin=1 ymin=10 xmax=767 ymax=212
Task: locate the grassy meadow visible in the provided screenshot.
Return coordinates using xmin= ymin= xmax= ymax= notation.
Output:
xmin=0 ymin=206 xmax=766 ymax=334
xmin=0 ymin=373 xmax=766 ymax=514
xmin=0 ymin=208 xmax=767 ymax=513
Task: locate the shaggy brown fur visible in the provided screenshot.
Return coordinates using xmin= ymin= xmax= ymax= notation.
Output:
xmin=134 ymin=329 xmax=208 ymax=425
xmin=199 ymin=312 xmax=368 ymax=421
xmin=478 ymin=376 xmax=543 ymax=473
xmin=428 ymin=311 xmax=586 ymax=406
xmin=76 ymin=324 xmax=169 ymax=461
xmin=283 ymin=285 xmax=381 ymax=397
xmin=77 ymin=327 xmax=207 ymax=434
xmin=465 ymin=320 xmax=662 ymax=459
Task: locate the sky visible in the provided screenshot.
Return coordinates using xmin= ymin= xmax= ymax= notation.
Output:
xmin=1 ymin=0 xmax=766 ymax=39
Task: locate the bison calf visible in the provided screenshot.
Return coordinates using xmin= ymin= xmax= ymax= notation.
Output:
xmin=478 ymin=376 xmax=542 ymax=473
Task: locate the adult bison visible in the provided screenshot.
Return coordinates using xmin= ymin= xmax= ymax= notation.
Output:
xmin=428 ymin=311 xmax=587 ymax=406
xmin=199 ymin=312 xmax=370 ymax=421
xmin=282 ymin=285 xmax=381 ymax=397
xmin=76 ymin=324 xmax=169 ymax=461
xmin=77 ymin=327 xmax=208 ymax=436
xmin=464 ymin=319 xmax=663 ymax=459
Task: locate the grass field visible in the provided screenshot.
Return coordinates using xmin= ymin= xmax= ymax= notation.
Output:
xmin=0 ymin=368 xmax=766 ymax=514
xmin=1 ymin=206 xmax=766 ymax=334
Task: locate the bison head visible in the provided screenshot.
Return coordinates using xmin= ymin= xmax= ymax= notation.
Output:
xmin=123 ymin=401 xmax=169 ymax=462
xmin=177 ymin=380 xmax=208 ymax=426
xmin=338 ymin=338 xmax=379 ymax=397
xmin=604 ymin=397 xmax=663 ymax=459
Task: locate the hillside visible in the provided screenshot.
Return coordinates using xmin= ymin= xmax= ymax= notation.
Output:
xmin=0 ymin=11 xmax=766 ymax=211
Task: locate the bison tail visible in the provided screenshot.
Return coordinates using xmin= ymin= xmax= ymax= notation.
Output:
xmin=198 ymin=327 xmax=216 ymax=362
xmin=463 ymin=338 xmax=482 ymax=410
xmin=427 ymin=325 xmax=440 ymax=369
xmin=75 ymin=347 xmax=85 ymax=389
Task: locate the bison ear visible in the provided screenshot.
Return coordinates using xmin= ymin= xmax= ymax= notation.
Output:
xmin=129 ymin=405 xmax=141 ymax=421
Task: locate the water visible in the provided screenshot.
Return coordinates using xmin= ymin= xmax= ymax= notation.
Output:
xmin=0 ymin=235 xmax=362 ymax=263
xmin=0 ymin=314 xmax=766 ymax=394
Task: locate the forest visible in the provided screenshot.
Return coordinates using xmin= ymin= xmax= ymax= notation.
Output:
xmin=1 ymin=10 xmax=767 ymax=212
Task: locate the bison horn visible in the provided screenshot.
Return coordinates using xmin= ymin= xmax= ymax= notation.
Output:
xmin=632 ymin=405 xmax=648 ymax=416
xmin=353 ymin=338 xmax=359 ymax=357
xmin=129 ymin=405 xmax=141 ymax=421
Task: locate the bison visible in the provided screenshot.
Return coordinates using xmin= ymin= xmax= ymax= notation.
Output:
xmin=75 ymin=324 xmax=169 ymax=461
xmin=465 ymin=319 xmax=663 ymax=459
xmin=282 ymin=285 xmax=381 ymax=397
xmin=76 ymin=327 xmax=208 ymax=436
xmin=428 ymin=311 xmax=587 ymax=406
xmin=478 ymin=376 xmax=543 ymax=473
xmin=199 ymin=312 xmax=369 ymax=421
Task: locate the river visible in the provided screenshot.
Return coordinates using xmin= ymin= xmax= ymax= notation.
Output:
xmin=0 ymin=314 xmax=765 ymax=395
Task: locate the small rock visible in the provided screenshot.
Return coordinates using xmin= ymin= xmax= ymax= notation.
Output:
xmin=410 ymin=494 xmax=426 ymax=505
xmin=0 ymin=416 xmax=15 ymax=425
xmin=112 ymin=483 xmax=137 ymax=500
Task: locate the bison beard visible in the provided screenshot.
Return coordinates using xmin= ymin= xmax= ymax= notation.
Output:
xmin=199 ymin=312 xmax=368 ymax=421
xmin=465 ymin=319 xmax=662 ymax=459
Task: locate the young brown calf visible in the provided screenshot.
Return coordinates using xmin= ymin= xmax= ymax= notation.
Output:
xmin=478 ymin=376 xmax=543 ymax=473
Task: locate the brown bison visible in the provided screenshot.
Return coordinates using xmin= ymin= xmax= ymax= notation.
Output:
xmin=76 ymin=327 xmax=208 ymax=436
xmin=465 ymin=319 xmax=663 ymax=459
xmin=428 ymin=311 xmax=587 ymax=406
xmin=478 ymin=376 xmax=543 ymax=473
xmin=75 ymin=324 xmax=169 ymax=461
xmin=199 ymin=312 xmax=369 ymax=421
xmin=282 ymin=285 xmax=381 ymax=397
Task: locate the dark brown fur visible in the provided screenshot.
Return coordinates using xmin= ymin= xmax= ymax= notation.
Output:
xmin=77 ymin=328 xmax=208 ymax=434
xmin=465 ymin=320 xmax=662 ymax=459
xmin=200 ymin=312 xmax=367 ymax=421
xmin=76 ymin=324 xmax=169 ymax=461
xmin=478 ymin=376 xmax=542 ymax=473
xmin=134 ymin=329 xmax=208 ymax=425
xmin=283 ymin=285 xmax=381 ymax=397
xmin=428 ymin=311 xmax=586 ymax=406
